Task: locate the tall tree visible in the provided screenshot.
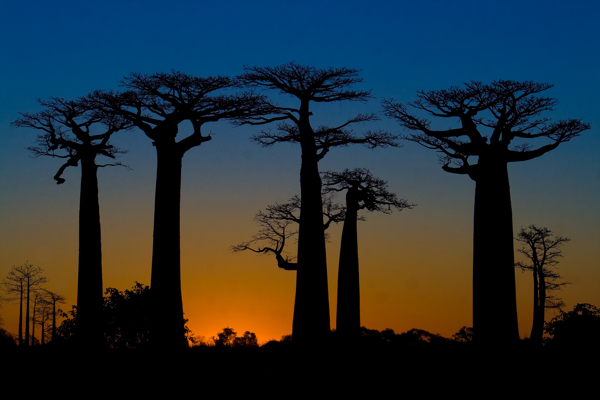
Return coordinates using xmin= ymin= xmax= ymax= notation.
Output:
xmin=322 ymin=168 xmax=413 ymax=340
xmin=89 ymin=71 xmax=268 ymax=349
xmin=2 ymin=263 xmax=47 ymax=347
xmin=13 ymin=98 xmax=130 ymax=348
xmin=515 ymin=225 xmax=570 ymax=345
xmin=42 ymin=289 xmax=66 ymax=343
xmin=3 ymin=266 xmax=26 ymax=346
xmin=239 ymin=62 xmax=398 ymax=343
xmin=383 ymin=80 xmax=589 ymax=344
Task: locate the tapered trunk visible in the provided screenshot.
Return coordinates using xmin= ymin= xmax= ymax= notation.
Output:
xmin=149 ymin=142 xmax=187 ymax=349
xmin=530 ymin=267 xmax=543 ymax=344
xmin=292 ymin=110 xmax=330 ymax=344
xmin=472 ymin=157 xmax=519 ymax=344
xmin=336 ymin=190 xmax=360 ymax=340
xmin=77 ymin=155 xmax=104 ymax=348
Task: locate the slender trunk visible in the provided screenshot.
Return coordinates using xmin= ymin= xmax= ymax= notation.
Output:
xmin=150 ymin=142 xmax=187 ymax=349
xmin=31 ymin=296 xmax=37 ymax=346
xmin=472 ymin=158 xmax=519 ymax=344
xmin=18 ymin=285 xmax=23 ymax=347
xmin=52 ymin=302 xmax=56 ymax=342
xmin=77 ymin=154 xmax=104 ymax=348
xmin=336 ymin=190 xmax=360 ymax=340
xmin=40 ymin=311 xmax=45 ymax=346
xmin=292 ymin=109 xmax=330 ymax=344
xmin=530 ymin=266 xmax=543 ymax=344
xmin=25 ymin=278 xmax=30 ymax=348
xmin=538 ymin=270 xmax=547 ymax=341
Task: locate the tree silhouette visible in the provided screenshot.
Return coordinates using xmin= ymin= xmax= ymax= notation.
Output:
xmin=89 ymin=71 xmax=268 ymax=349
xmin=13 ymin=98 xmax=130 ymax=347
xmin=515 ymin=225 xmax=570 ymax=345
xmin=102 ymin=282 xmax=152 ymax=349
xmin=545 ymin=303 xmax=600 ymax=348
xmin=383 ymin=80 xmax=589 ymax=344
xmin=239 ymin=62 xmax=398 ymax=343
xmin=232 ymin=194 xmax=344 ymax=271
xmin=211 ymin=327 xmax=258 ymax=348
xmin=42 ymin=289 xmax=66 ymax=343
xmin=2 ymin=263 xmax=47 ymax=347
xmin=322 ymin=168 xmax=413 ymax=340
xmin=32 ymin=293 xmax=52 ymax=345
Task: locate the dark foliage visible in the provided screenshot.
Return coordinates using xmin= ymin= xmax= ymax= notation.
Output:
xmin=545 ymin=303 xmax=600 ymax=348
xmin=55 ymin=282 xmax=190 ymax=348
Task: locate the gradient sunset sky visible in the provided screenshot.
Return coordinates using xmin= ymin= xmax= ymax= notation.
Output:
xmin=1 ymin=0 xmax=599 ymax=343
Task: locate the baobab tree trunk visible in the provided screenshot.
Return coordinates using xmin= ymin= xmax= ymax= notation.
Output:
xmin=77 ymin=155 xmax=104 ymax=348
xmin=150 ymin=142 xmax=187 ymax=349
xmin=472 ymin=158 xmax=519 ymax=344
xmin=336 ymin=189 xmax=360 ymax=340
xmin=530 ymin=267 xmax=543 ymax=344
xmin=293 ymin=125 xmax=330 ymax=344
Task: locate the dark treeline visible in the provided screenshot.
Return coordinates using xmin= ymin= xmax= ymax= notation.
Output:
xmin=5 ymin=62 xmax=592 ymax=353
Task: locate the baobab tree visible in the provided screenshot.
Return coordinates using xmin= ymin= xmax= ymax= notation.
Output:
xmin=89 ymin=71 xmax=268 ymax=348
xmin=515 ymin=225 xmax=570 ymax=345
xmin=13 ymin=98 xmax=130 ymax=348
xmin=383 ymin=80 xmax=589 ymax=344
xmin=42 ymin=289 xmax=66 ymax=343
xmin=239 ymin=62 xmax=398 ymax=343
xmin=2 ymin=263 xmax=47 ymax=347
xmin=322 ymin=168 xmax=413 ymax=340
xmin=232 ymin=194 xmax=345 ymax=271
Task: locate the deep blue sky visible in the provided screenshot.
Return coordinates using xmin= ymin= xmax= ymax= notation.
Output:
xmin=1 ymin=0 xmax=599 ymax=340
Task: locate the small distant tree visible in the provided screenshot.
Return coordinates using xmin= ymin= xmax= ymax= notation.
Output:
xmin=42 ymin=289 xmax=66 ymax=342
xmin=322 ymin=168 xmax=413 ymax=340
xmin=515 ymin=225 xmax=571 ymax=344
xmin=212 ymin=327 xmax=237 ymax=347
xmin=452 ymin=326 xmax=474 ymax=343
xmin=2 ymin=263 xmax=47 ymax=347
xmin=212 ymin=327 xmax=258 ymax=348
xmin=233 ymin=331 xmax=259 ymax=348
xmin=33 ymin=295 xmax=52 ymax=345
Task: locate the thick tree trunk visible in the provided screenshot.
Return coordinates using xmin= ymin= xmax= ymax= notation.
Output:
xmin=149 ymin=142 xmax=187 ymax=349
xmin=530 ymin=267 xmax=543 ymax=344
xmin=292 ymin=115 xmax=330 ymax=345
xmin=472 ymin=158 xmax=519 ymax=344
xmin=336 ymin=190 xmax=360 ymax=340
xmin=77 ymin=155 xmax=104 ymax=348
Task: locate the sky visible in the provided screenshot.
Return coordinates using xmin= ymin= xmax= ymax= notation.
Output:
xmin=1 ymin=0 xmax=599 ymax=343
